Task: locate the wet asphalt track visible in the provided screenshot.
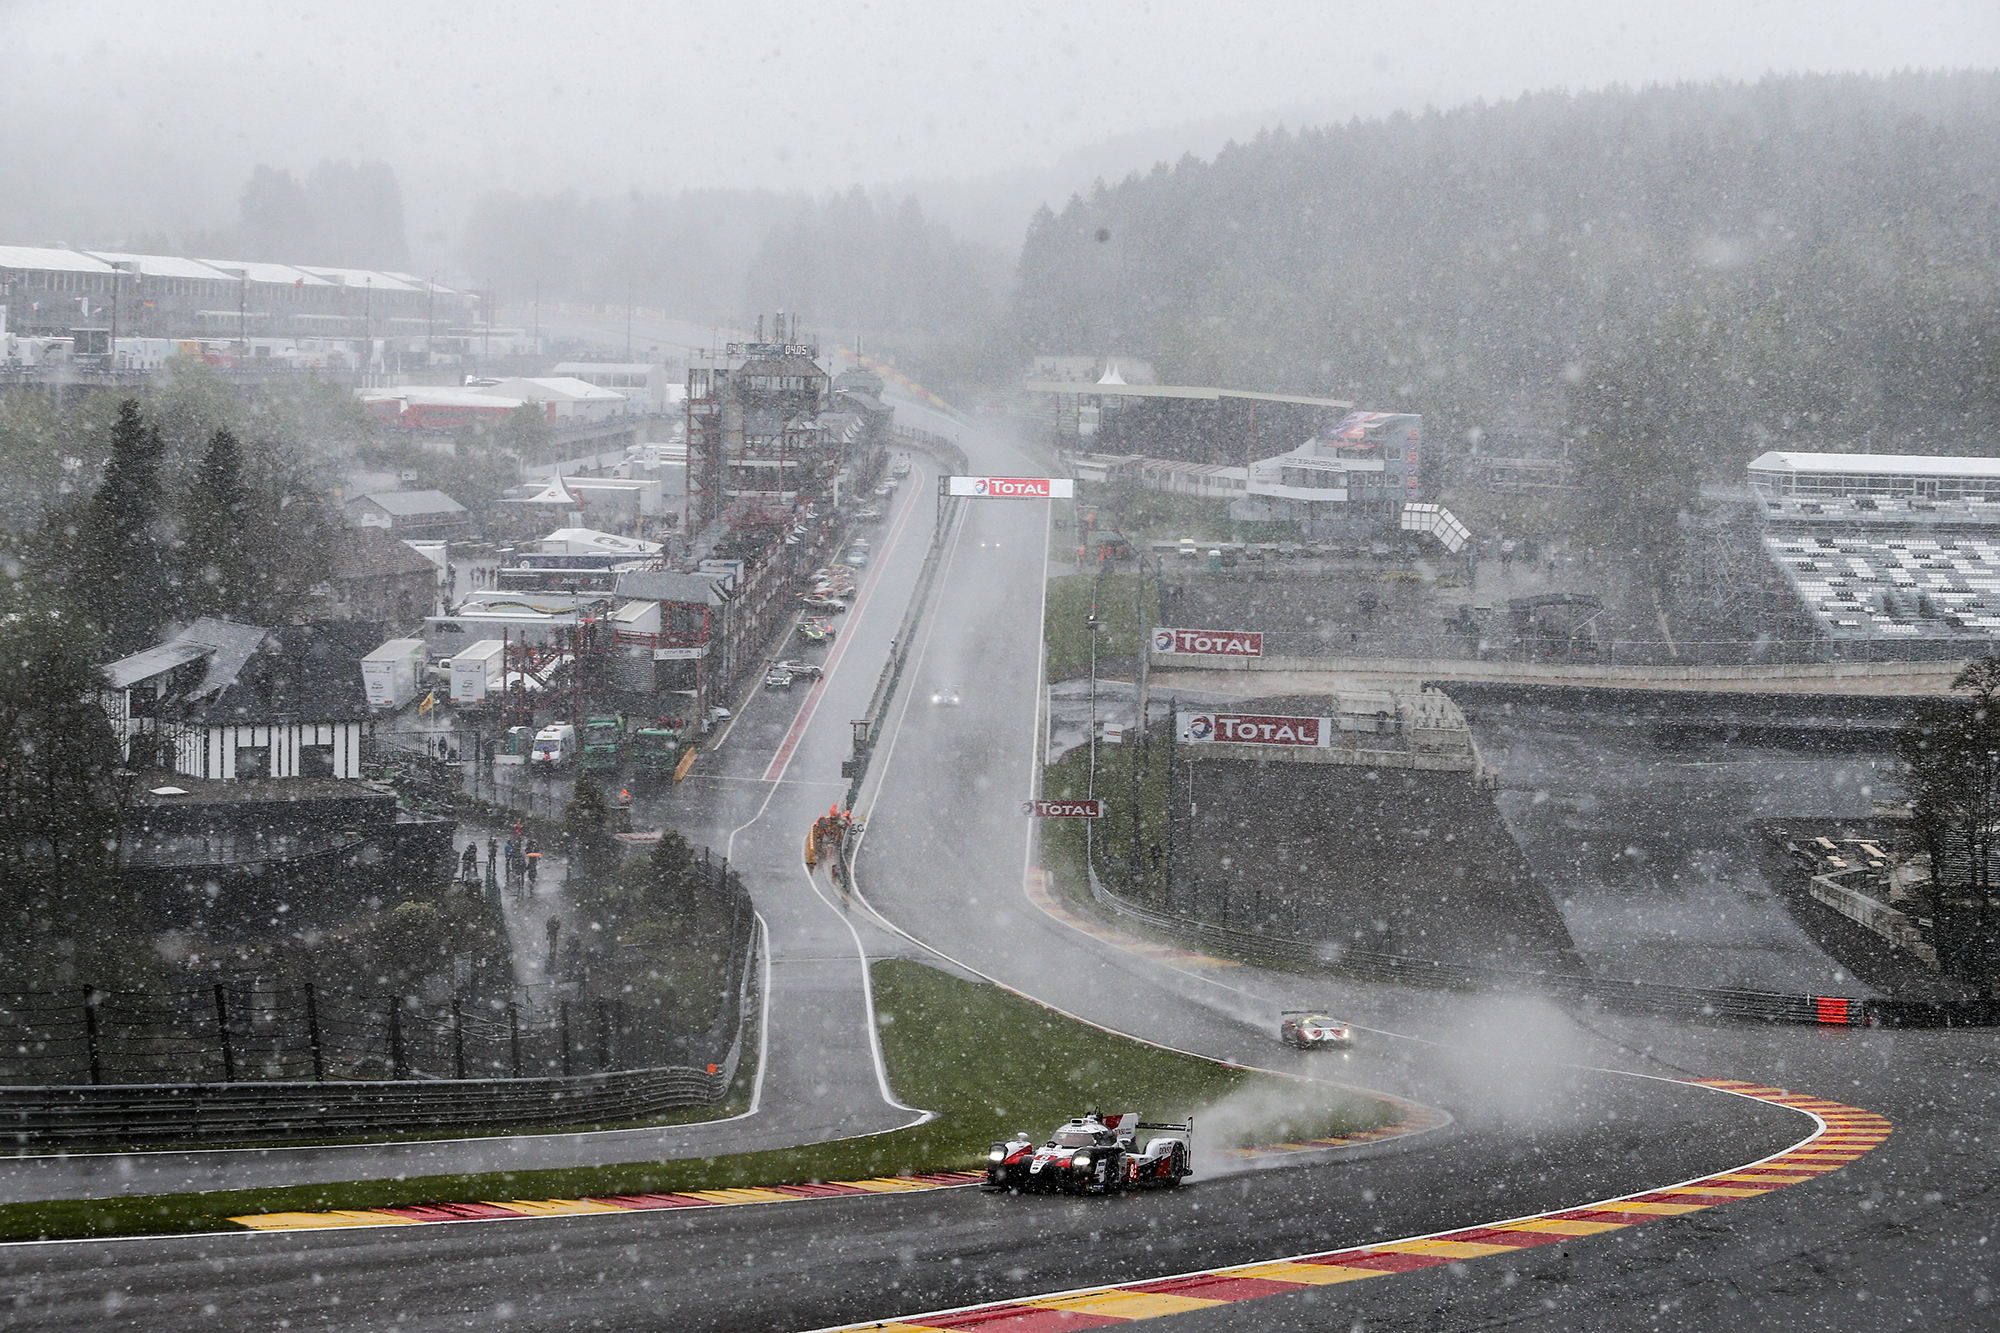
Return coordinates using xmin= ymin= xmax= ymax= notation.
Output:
xmin=3 ymin=402 xmax=1999 ymax=1331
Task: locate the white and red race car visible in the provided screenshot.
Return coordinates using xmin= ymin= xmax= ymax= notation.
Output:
xmin=984 ymin=1113 xmax=1193 ymax=1195
xmin=1280 ymin=1012 xmax=1354 ymax=1049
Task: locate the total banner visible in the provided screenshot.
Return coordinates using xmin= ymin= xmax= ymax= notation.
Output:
xmin=1022 ymin=798 xmax=1104 ymax=818
xmin=1178 ymin=711 xmax=1330 ymax=748
xmin=1152 ymin=627 xmax=1263 ymax=657
xmin=947 ymin=475 xmax=1077 ymax=499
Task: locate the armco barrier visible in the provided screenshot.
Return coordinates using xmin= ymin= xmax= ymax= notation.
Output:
xmin=0 ymin=1064 xmax=727 ymax=1147
xmin=842 ymin=431 xmax=970 ymax=808
xmin=1076 ymin=867 xmax=1984 ymax=1028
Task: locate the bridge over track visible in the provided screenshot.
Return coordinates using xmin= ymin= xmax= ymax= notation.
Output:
xmin=1149 ymin=653 xmax=1968 ymax=699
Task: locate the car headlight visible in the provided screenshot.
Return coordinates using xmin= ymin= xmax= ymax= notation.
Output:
xmin=1071 ymin=1152 xmax=1092 ymax=1169
xmin=988 ymin=1149 xmax=1006 ymax=1162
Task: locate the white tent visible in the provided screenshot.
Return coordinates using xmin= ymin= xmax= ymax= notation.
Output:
xmin=536 ymin=527 xmax=663 ymax=557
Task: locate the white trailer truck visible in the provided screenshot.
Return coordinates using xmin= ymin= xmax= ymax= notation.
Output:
xmin=448 ymin=639 xmax=507 ymax=704
xmin=361 ymin=637 xmax=427 ymax=710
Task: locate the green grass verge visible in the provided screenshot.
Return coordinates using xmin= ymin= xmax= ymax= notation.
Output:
xmin=1045 ymin=572 xmax=1158 ymax=680
xmin=0 ymin=961 xmax=1393 ymax=1242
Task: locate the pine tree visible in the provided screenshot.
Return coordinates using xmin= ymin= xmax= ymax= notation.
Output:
xmin=563 ymin=774 xmax=619 ymax=881
xmin=177 ymin=427 xmax=252 ymax=621
xmin=82 ymin=400 xmax=170 ymax=654
xmin=1897 ymin=657 xmax=2000 ymax=995
xmin=0 ymin=597 xmax=122 ymax=948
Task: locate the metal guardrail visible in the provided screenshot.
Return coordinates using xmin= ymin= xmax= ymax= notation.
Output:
xmin=0 ymin=1065 xmax=727 ymax=1146
xmin=843 ymin=433 xmax=971 ymax=807
xmin=1079 ymin=865 xmax=1995 ymax=1027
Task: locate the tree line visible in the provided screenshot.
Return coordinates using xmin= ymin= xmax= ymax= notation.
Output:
xmin=1004 ymin=72 xmax=2000 ymax=510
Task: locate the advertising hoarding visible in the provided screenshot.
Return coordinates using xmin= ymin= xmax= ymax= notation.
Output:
xmin=1152 ymin=627 xmax=1264 ymax=657
xmin=1021 ymin=798 xmax=1105 ymax=818
xmin=1177 ymin=712 xmax=1330 ymax=747
xmin=947 ymin=475 xmax=1077 ymax=499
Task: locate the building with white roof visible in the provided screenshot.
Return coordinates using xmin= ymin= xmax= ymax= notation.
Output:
xmin=1748 ymin=451 xmax=2000 ymax=502
xmin=470 ymin=377 xmax=631 ymax=422
xmin=551 ymin=362 xmax=681 ymax=411
xmin=0 ymin=242 xmax=477 ymax=342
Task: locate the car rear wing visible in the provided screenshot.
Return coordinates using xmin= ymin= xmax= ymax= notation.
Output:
xmin=1136 ymin=1117 xmax=1193 ymax=1152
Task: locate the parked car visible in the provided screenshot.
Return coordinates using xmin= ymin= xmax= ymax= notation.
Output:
xmin=764 ymin=665 xmax=796 ymax=689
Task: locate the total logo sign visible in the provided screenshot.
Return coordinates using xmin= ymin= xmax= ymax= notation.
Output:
xmin=1153 ymin=627 xmax=1263 ymax=657
xmin=946 ymin=475 xmax=1077 ymax=499
xmin=1178 ymin=711 xmax=1329 ymax=748
xmin=1022 ymin=798 xmax=1105 ymax=818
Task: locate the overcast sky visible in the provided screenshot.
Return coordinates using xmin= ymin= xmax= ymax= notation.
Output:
xmin=2 ymin=0 xmax=1996 ymax=260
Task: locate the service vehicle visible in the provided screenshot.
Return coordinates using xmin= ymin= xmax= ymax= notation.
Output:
xmin=797 ymin=618 xmax=836 ymax=644
xmin=764 ymin=665 xmax=797 ymax=689
xmin=579 ymin=715 xmax=624 ymax=771
xmin=1279 ymin=1012 xmax=1354 ymax=1049
xmin=892 ymin=455 xmax=911 ymax=479
xmin=630 ymin=726 xmax=685 ymax=778
xmin=985 ymin=1113 xmax=1192 ymax=1195
xmin=528 ymin=722 xmax=577 ymax=770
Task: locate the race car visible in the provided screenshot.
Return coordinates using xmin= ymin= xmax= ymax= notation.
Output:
xmin=1280 ymin=1012 xmax=1354 ymax=1049
xmin=984 ymin=1113 xmax=1192 ymax=1195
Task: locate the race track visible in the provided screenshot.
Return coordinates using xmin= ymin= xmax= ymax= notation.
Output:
xmin=3 ymin=389 xmax=1998 ymax=1333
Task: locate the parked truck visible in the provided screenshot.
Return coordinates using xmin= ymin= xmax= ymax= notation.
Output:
xmin=580 ymin=715 xmax=625 ymax=771
xmin=361 ymin=637 xmax=426 ymax=710
xmin=448 ymin=639 xmax=507 ymax=704
xmin=630 ymin=726 xmax=686 ymax=779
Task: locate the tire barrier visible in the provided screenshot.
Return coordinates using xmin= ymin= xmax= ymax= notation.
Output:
xmin=1080 ymin=869 xmax=1996 ymax=1028
xmin=0 ymin=1065 xmax=728 ymax=1147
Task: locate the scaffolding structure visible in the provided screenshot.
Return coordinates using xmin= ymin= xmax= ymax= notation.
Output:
xmin=685 ymin=317 xmax=833 ymax=535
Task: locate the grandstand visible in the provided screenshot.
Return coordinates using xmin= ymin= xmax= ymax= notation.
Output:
xmin=1751 ymin=451 xmax=2000 ymax=647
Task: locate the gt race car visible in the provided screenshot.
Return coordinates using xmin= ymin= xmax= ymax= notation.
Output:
xmin=985 ymin=1113 xmax=1192 ymax=1194
xmin=1280 ymin=1012 xmax=1354 ymax=1049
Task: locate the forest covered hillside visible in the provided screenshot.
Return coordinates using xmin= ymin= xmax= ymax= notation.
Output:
xmin=1008 ymin=72 xmax=2000 ymax=490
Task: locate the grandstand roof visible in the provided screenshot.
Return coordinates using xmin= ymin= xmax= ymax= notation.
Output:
xmin=1749 ymin=451 xmax=2000 ymax=479
xmin=0 ymin=246 xmax=115 ymax=274
xmin=199 ymin=260 xmax=336 ymax=287
xmin=85 ymin=252 xmax=235 ymax=282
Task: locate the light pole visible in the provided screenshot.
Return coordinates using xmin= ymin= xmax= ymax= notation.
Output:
xmin=1084 ymin=613 xmax=1101 ymax=880
xmin=1085 ymin=614 xmax=1100 ymax=801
